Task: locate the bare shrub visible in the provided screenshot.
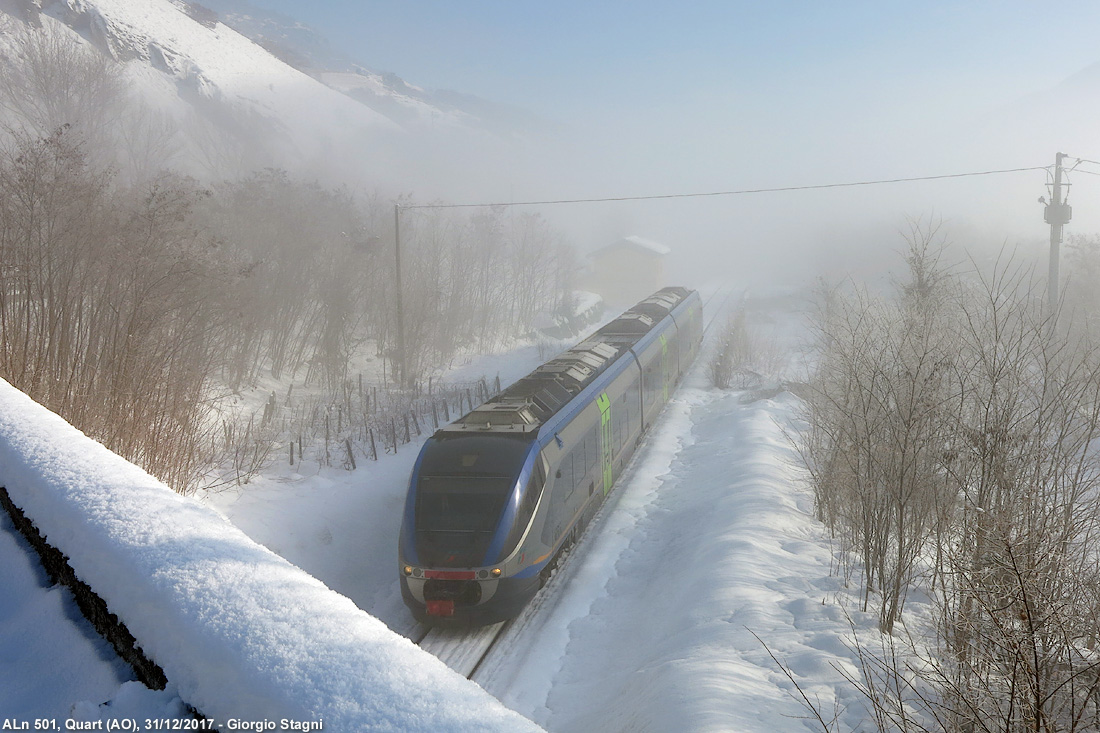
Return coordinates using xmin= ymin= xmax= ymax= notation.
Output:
xmin=709 ymin=304 xmax=789 ymax=389
xmin=709 ymin=309 xmax=748 ymax=389
xmin=0 ymin=131 xmax=225 ymax=491
xmin=386 ymin=206 xmax=577 ymax=387
xmin=805 ymin=228 xmax=958 ymax=633
xmin=804 ymin=226 xmax=1100 ymax=729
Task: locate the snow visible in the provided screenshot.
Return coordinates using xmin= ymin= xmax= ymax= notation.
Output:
xmin=475 ymin=384 xmax=868 ymax=731
xmin=0 ymin=376 xmax=541 ymax=731
xmin=591 ymin=235 xmax=672 ymax=257
xmin=0 ymin=507 xmax=182 ymax=720
xmin=621 ymin=235 xmax=672 ymax=255
xmin=0 ymin=0 xmax=405 ymax=178
xmin=69 ymin=0 xmax=395 ymax=135
xmin=320 ymin=70 xmax=472 ymax=127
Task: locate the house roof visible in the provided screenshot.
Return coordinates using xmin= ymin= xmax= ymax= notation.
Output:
xmin=590 ymin=235 xmax=671 ymax=258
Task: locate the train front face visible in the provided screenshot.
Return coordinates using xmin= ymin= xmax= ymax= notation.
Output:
xmin=399 ymin=432 xmax=545 ymax=625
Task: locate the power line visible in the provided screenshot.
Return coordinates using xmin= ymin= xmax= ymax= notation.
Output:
xmin=403 ymin=165 xmax=1049 ymax=210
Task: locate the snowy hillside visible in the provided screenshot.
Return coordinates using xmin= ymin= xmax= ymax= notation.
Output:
xmin=189 ymin=0 xmax=534 ymax=132
xmin=0 ymin=0 xmax=529 ymax=187
xmin=24 ymin=0 xmax=394 ymax=157
xmin=320 ymin=70 xmax=474 ymax=128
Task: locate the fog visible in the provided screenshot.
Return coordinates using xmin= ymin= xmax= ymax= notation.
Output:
xmin=225 ymin=0 xmax=1100 ymax=292
xmin=8 ymin=0 xmax=1100 ymax=292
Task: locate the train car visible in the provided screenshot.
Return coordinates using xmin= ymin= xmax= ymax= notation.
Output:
xmin=398 ymin=287 xmax=703 ymax=625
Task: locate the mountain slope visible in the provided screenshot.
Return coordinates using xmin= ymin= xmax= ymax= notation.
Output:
xmin=190 ymin=0 xmax=547 ymax=135
xmin=0 ymin=0 xmax=536 ymax=189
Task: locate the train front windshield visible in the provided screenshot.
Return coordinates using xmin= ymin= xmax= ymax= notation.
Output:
xmin=414 ymin=435 xmax=529 ymax=567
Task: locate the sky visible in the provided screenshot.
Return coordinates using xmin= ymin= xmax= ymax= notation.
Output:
xmin=242 ymin=0 xmax=1100 ymax=286
xmin=244 ymin=2 xmax=1093 ymax=118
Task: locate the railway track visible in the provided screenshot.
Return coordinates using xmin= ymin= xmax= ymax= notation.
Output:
xmin=413 ymin=619 xmax=511 ymax=678
xmin=412 ymin=284 xmax=738 ymax=680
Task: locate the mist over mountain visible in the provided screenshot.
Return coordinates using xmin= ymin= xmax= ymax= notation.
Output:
xmin=191 ymin=0 xmax=551 ymax=136
xmin=0 ymin=0 xmax=550 ymax=198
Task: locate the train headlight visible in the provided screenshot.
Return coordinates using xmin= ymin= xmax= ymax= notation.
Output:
xmin=490 ymin=568 xmax=502 ymax=578
xmin=402 ymin=565 xmax=413 ymax=576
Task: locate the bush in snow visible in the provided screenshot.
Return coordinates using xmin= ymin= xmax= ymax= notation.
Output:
xmin=708 ymin=306 xmax=784 ymax=389
xmin=804 ymin=220 xmax=1100 ymax=730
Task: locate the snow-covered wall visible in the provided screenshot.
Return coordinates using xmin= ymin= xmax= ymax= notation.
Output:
xmin=0 ymin=377 xmax=541 ymax=732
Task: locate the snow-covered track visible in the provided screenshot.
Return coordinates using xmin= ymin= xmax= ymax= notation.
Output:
xmin=414 ymin=620 xmax=511 ymax=678
xmin=701 ymin=284 xmax=740 ymax=337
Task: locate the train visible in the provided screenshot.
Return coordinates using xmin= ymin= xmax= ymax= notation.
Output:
xmin=398 ymin=287 xmax=703 ymax=625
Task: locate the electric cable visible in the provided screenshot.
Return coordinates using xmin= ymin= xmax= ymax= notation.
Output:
xmin=403 ymin=165 xmax=1050 ymax=210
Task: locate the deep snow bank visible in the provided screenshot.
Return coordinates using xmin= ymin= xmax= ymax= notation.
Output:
xmin=0 ymin=377 xmax=540 ymax=732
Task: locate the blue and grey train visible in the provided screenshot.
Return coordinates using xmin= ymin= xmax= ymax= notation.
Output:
xmin=398 ymin=287 xmax=703 ymax=625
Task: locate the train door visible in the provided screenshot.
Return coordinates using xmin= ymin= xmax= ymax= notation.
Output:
xmin=660 ymin=332 xmax=674 ymax=398
xmin=597 ymin=392 xmax=613 ymax=494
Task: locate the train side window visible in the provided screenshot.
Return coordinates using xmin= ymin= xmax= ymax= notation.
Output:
xmin=560 ymin=450 xmax=574 ymax=492
xmin=577 ymin=439 xmax=586 ymax=482
xmin=586 ymin=427 xmax=598 ymax=473
xmin=619 ymin=393 xmax=629 ymax=447
xmin=614 ymin=401 xmax=624 ymax=451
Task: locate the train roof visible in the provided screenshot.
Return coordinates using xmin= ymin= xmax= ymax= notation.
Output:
xmin=437 ymin=287 xmax=694 ymax=436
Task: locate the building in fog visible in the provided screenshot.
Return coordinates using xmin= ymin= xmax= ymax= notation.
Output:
xmin=585 ymin=235 xmax=670 ymax=306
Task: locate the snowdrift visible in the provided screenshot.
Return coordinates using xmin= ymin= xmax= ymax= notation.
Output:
xmin=0 ymin=377 xmax=540 ymax=732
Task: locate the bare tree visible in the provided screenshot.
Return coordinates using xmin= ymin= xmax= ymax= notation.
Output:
xmin=0 ymin=131 xmax=227 ymax=491
xmin=804 ymin=232 xmax=1100 ymax=730
xmin=0 ymin=26 xmax=127 ymax=167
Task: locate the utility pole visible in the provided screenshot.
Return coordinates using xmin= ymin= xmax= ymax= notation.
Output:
xmin=1045 ymin=152 xmax=1072 ymax=321
xmin=393 ymin=203 xmax=406 ymax=389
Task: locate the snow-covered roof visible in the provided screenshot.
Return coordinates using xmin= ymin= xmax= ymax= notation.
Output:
xmin=590 ymin=235 xmax=671 ymax=258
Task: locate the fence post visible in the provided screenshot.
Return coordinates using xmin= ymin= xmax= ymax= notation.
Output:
xmin=345 ymin=439 xmax=356 ymax=471
xmin=369 ymin=429 xmax=377 ymax=461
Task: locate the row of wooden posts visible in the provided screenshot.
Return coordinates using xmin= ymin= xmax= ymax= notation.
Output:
xmin=283 ymin=373 xmax=503 ymax=470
